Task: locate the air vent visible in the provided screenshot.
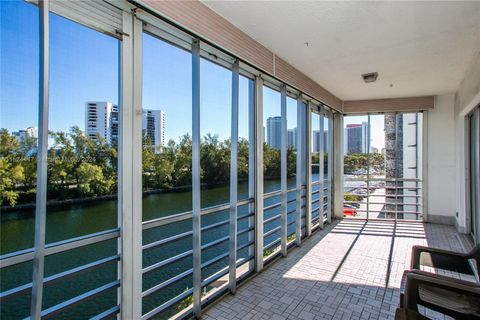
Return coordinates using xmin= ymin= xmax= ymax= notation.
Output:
xmin=362 ymin=72 xmax=378 ymax=83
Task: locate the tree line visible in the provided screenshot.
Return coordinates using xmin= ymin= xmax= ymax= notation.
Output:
xmin=1 ymin=127 xmax=305 ymax=207
xmin=0 ymin=126 xmax=381 ymax=207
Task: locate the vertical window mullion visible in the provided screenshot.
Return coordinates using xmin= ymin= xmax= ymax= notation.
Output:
xmin=254 ymin=76 xmax=264 ymax=272
xmin=191 ymin=38 xmax=202 ymax=317
xmin=30 ymin=0 xmax=49 ymax=317
xmin=318 ymin=111 xmax=325 ymax=229
xmin=248 ymin=79 xmax=255 ymax=270
xmin=280 ymin=85 xmax=287 ymax=256
xmin=327 ymin=115 xmax=334 ymax=223
xmin=366 ymin=114 xmax=371 ymax=221
xmin=305 ymin=104 xmax=312 ymax=236
xmin=295 ymin=96 xmax=303 ymax=245
xmin=229 ymin=60 xmax=239 ymax=293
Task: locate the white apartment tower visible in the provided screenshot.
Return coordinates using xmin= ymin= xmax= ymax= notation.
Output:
xmin=142 ymin=109 xmax=165 ymax=151
xmin=85 ymin=102 xmax=118 ymax=144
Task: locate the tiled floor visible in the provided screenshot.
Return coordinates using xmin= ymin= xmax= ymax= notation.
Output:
xmin=203 ymin=219 xmax=467 ymax=320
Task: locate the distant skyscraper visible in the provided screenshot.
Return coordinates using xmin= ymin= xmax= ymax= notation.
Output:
xmin=266 ymin=116 xmax=281 ymax=149
xmin=142 ymin=109 xmax=165 ymax=151
xmin=344 ymin=122 xmax=368 ymax=154
xmin=12 ymin=126 xmax=38 ymax=141
xmin=312 ymin=130 xmax=328 ymax=153
xmin=85 ymin=102 xmax=119 ymax=144
xmin=287 ymin=128 xmax=297 ymax=149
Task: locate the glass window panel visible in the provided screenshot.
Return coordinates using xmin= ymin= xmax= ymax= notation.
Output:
xmin=263 ymin=86 xmax=281 ymax=193
xmin=141 ymin=31 xmax=193 ymax=317
xmin=46 ymin=11 xmax=119 ymax=242
xmin=0 ymin=0 xmax=39 ymax=257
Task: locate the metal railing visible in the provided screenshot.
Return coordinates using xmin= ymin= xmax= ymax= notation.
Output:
xmin=343 ymin=177 xmax=423 ymax=220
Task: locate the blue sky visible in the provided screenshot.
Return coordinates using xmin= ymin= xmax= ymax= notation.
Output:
xmin=1 ymin=1 xmax=262 ymax=144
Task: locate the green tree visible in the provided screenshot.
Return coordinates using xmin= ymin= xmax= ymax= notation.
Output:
xmin=0 ymin=158 xmax=25 ymax=206
xmin=76 ymin=162 xmax=113 ymax=197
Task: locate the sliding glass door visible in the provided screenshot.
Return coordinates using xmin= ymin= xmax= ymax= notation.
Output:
xmin=468 ymin=107 xmax=480 ymax=244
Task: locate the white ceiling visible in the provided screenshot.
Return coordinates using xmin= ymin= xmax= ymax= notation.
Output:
xmin=202 ymin=1 xmax=480 ymax=101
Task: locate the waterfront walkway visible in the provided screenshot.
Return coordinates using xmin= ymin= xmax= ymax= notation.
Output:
xmin=203 ymin=219 xmax=468 ymax=320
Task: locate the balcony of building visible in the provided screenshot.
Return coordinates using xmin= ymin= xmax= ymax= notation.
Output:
xmin=1 ymin=1 xmax=479 ymax=320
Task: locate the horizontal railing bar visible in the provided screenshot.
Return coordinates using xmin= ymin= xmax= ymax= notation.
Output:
xmin=142 ymin=268 xmax=193 ymax=298
xmin=143 ymin=250 xmax=192 ymax=275
xmin=201 ymin=235 xmax=229 ymax=251
xmin=263 ymin=189 xmax=282 ymax=199
xmin=287 ymin=219 xmax=296 ymax=227
xmin=287 ymin=198 xmax=296 ymax=204
xmin=38 ymin=280 xmax=120 ymax=319
xmin=344 ymin=178 xmax=421 ymax=182
xmin=142 ymin=287 xmax=193 ymax=320
xmin=143 ymin=211 xmax=191 ymax=231
xmin=143 ymin=230 xmax=193 ymax=251
xmin=237 ymin=240 xmax=254 ymax=251
xmin=143 ymin=212 xmax=255 ymax=252
xmin=0 ymin=255 xmax=119 ymax=300
xmin=201 ymin=266 xmax=229 ymax=288
xmin=237 ymin=226 xmax=254 ymax=237
xmin=263 ymin=226 xmax=281 ymax=238
xmin=143 ymin=198 xmax=254 ymax=231
xmin=263 ymin=202 xmax=281 ymax=212
xmin=90 ymin=305 xmax=120 ymax=320
xmin=1 ymin=228 xmax=119 ymax=269
xmin=238 ymin=211 xmax=254 ymax=220
xmin=263 ymin=238 xmax=281 ymax=252
xmin=287 ymin=187 xmax=296 ymax=193
xmin=311 ymin=198 xmax=320 ymax=205
xmin=263 ymin=214 xmax=281 ymax=225
xmin=287 ymin=209 xmax=296 ymax=215
xmin=201 ymin=252 xmax=229 ymax=270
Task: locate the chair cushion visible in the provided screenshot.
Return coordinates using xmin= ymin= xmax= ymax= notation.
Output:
xmin=419 ymin=284 xmax=480 ymax=316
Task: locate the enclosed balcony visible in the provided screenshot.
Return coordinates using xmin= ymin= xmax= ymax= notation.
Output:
xmin=1 ymin=1 xmax=479 ymax=320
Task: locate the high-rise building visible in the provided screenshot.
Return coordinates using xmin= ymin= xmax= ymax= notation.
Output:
xmin=287 ymin=128 xmax=297 ymax=149
xmin=85 ymin=102 xmax=118 ymax=145
xmin=142 ymin=109 xmax=165 ymax=151
xmin=344 ymin=122 xmax=368 ymax=154
xmin=266 ymin=116 xmax=281 ymax=149
xmin=312 ymin=130 xmax=328 ymax=153
xmin=12 ymin=126 xmax=38 ymax=141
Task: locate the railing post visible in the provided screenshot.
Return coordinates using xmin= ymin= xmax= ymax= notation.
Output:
xmin=333 ymin=113 xmax=345 ymax=219
xmin=305 ymin=104 xmax=312 ymax=236
xmin=191 ymin=38 xmax=202 ymax=317
xmin=229 ymin=60 xmax=239 ymax=293
xmin=327 ymin=114 xmax=334 ymax=223
xmin=248 ymin=79 xmax=255 ymax=270
xmin=280 ymin=85 xmax=288 ymax=256
xmin=318 ymin=110 xmax=325 ymax=229
xmin=254 ymin=76 xmax=264 ymax=272
xmin=31 ymin=1 xmax=49 ymax=317
xmin=295 ymin=96 xmax=304 ymax=245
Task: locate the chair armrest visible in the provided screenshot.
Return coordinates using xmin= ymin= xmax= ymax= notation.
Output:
xmin=404 ymin=270 xmax=480 ymax=313
xmin=411 ymin=245 xmax=467 ymax=270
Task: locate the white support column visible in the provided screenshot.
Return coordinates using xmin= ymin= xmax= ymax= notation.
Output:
xmin=229 ymin=60 xmax=239 ymax=293
xmin=132 ymin=15 xmax=144 ymax=319
xmin=248 ymin=79 xmax=255 ymax=270
xmin=31 ymin=1 xmax=49 ymax=317
xmin=333 ymin=113 xmax=345 ymax=219
xmin=254 ymin=76 xmax=264 ymax=272
xmin=192 ymin=38 xmax=202 ymax=317
xmin=295 ymin=96 xmax=303 ymax=245
xmin=280 ymin=85 xmax=288 ymax=256
xmin=119 ymin=11 xmax=134 ymax=319
xmin=327 ymin=114 xmax=334 ymax=223
xmin=318 ymin=111 xmax=325 ymax=229
xmin=305 ymin=104 xmax=312 ymax=236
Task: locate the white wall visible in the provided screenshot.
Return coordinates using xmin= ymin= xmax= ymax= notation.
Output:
xmin=454 ymin=51 xmax=480 ymax=233
xmin=425 ymin=94 xmax=456 ymax=224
